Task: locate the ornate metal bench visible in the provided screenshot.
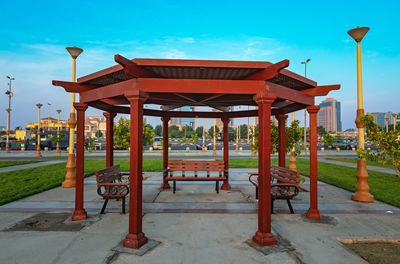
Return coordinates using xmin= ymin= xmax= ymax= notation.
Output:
xmin=95 ymin=165 xmax=129 ymax=214
xmin=249 ymin=166 xmax=300 ymax=214
xmin=165 ymin=160 xmax=226 ymax=193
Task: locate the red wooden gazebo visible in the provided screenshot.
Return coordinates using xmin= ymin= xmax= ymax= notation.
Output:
xmin=53 ymin=55 xmax=339 ymax=249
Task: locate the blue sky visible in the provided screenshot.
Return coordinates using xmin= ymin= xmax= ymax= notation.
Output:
xmin=0 ymin=0 xmax=399 ymax=129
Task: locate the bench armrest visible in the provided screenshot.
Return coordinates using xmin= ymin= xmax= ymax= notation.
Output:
xmin=249 ymin=174 xmax=258 ymax=187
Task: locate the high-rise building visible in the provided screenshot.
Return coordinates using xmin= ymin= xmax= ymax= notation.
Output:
xmin=369 ymin=112 xmax=394 ymax=129
xmin=317 ymin=98 xmax=342 ymax=132
xmin=170 ymin=106 xmax=196 ymax=129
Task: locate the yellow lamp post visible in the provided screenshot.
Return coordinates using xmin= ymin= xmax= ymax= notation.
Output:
xmin=35 ymin=104 xmax=42 ymax=158
xmin=289 ymin=113 xmax=297 ymax=171
xmin=251 ymin=117 xmax=256 ymax=156
xmin=301 ymin=59 xmax=310 ymax=153
xmin=385 ymin=116 xmax=389 ymax=132
xmin=56 ymin=109 xmax=61 ymax=153
xmin=202 ymin=119 xmax=206 ymax=152
xmin=348 ymin=26 xmax=374 ymax=202
xmin=213 ymin=119 xmax=217 ymax=157
xmin=5 ymin=75 xmax=14 ymax=153
xmin=235 ymin=119 xmax=239 ymax=152
xmin=393 ymin=113 xmax=396 ymax=131
xmin=63 ymin=46 xmax=83 ymax=188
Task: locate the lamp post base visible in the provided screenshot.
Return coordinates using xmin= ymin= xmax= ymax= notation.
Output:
xmin=352 ymin=158 xmax=374 ymax=202
xmin=5 ymin=145 xmax=10 ymax=153
xmin=289 ymin=151 xmax=297 ymax=171
xmin=62 ymin=153 xmax=76 ymax=188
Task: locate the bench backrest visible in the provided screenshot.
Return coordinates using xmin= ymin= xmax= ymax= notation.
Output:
xmin=270 ymin=166 xmax=299 ymax=185
xmin=95 ymin=165 xmax=121 ymax=187
xmin=168 ymin=160 xmax=224 ymax=172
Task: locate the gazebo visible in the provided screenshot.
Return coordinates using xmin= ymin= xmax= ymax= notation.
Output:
xmin=53 ymin=55 xmax=339 ymax=249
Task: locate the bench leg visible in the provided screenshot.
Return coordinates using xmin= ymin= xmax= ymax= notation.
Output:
xmin=101 ymin=199 xmax=109 ymax=214
xmin=122 ymin=197 xmax=126 ymax=214
xmin=271 ymin=198 xmax=274 ymax=214
xmin=216 ymin=181 xmax=219 ymax=194
xmin=255 ymin=187 xmax=259 ymax=200
xmin=173 ymin=181 xmax=176 ymax=194
xmin=286 ymin=199 xmax=294 ymax=214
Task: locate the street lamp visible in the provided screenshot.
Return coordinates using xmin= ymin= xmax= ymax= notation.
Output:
xmin=385 ymin=116 xmax=389 ymax=132
xmin=212 ymin=119 xmax=217 ymax=156
xmin=251 ymin=116 xmax=256 ymax=156
xmin=202 ymin=119 xmax=206 ymax=152
xmin=301 ymin=59 xmax=311 ymax=153
xmin=35 ymin=104 xmax=43 ymax=158
xmin=348 ymin=26 xmax=374 ymax=202
xmin=235 ymin=119 xmax=240 ymax=152
xmin=63 ymin=46 xmax=83 ymax=188
xmin=393 ymin=113 xmax=397 ymax=131
xmin=5 ymin=75 xmax=14 ymax=153
xmin=56 ymin=109 xmax=62 ymax=153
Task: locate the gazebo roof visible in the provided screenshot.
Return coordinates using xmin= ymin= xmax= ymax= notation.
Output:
xmin=53 ymin=55 xmax=340 ymax=117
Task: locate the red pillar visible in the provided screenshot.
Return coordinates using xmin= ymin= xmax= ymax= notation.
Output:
xmin=252 ymin=91 xmax=277 ymax=246
xmin=277 ymin=114 xmax=288 ymax=168
xmin=103 ymin=112 xmax=116 ymax=168
xmin=221 ymin=117 xmax=231 ymax=190
xmin=71 ymin=102 xmax=88 ymax=221
xmin=306 ymin=105 xmax=321 ymax=220
xmin=161 ymin=116 xmax=171 ymax=189
xmin=123 ymin=92 xmax=148 ymax=249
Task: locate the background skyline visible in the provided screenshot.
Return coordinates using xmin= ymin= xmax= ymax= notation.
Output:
xmin=0 ymin=1 xmax=399 ymax=129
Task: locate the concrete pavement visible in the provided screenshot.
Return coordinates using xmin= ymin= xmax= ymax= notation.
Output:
xmin=0 ymin=168 xmax=399 ymax=264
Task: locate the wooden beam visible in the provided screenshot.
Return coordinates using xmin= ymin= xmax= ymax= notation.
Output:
xmin=267 ymin=82 xmax=314 ymax=106
xmin=245 ymin=59 xmax=289 ymax=80
xmin=136 ymin=78 xmax=265 ymax=94
xmin=274 ymin=102 xmax=306 ymax=115
xmin=88 ymin=101 xmax=129 ymax=114
xmin=301 ymin=85 xmax=341 ymax=96
xmin=114 ymin=54 xmax=158 ymax=78
xmin=52 ymin=80 xmax=96 ymax=93
xmin=143 ymin=109 xmax=259 ymax=118
xmin=80 ymin=79 xmax=137 ymax=103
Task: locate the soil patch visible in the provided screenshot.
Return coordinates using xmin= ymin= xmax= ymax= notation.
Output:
xmin=4 ymin=212 xmax=94 ymax=231
xmin=345 ymin=242 xmax=400 ymax=264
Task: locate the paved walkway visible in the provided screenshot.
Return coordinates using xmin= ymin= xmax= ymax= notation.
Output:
xmin=0 ymin=160 xmax=64 ymax=173
xmin=0 ymin=169 xmax=399 ymax=264
xmin=319 ymin=157 xmax=397 ymax=175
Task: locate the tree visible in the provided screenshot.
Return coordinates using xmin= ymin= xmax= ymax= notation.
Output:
xmin=95 ymin=130 xmax=103 ymax=138
xmin=114 ymin=117 xmax=156 ymax=149
xmin=207 ymin=125 xmax=220 ymax=138
xmin=361 ymin=113 xmax=400 ymax=177
xmin=317 ymin=126 xmax=326 ymax=135
xmin=195 ymin=126 xmax=204 ymax=138
xmin=154 ymin=125 xmax=162 ymax=136
xmin=50 ymin=133 xmax=65 ymax=148
xmin=168 ymin=125 xmax=182 ymax=138
xmin=240 ymin=124 xmax=248 ymax=140
xmin=114 ymin=117 xmax=130 ymax=149
xmin=250 ymin=120 xmax=303 ymax=155
xmin=321 ymin=133 xmax=334 ymax=147
xmin=143 ymin=121 xmax=155 ymax=146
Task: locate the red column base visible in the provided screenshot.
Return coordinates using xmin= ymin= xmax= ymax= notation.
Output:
xmin=123 ymin=232 xmax=148 ymax=249
xmin=306 ymin=208 xmax=321 ymax=220
xmin=71 ymin=209 xmax=87 ymax=221
xmin=252 ymin=231 xmax=277 ymax=246
xmin=221 ymin=181 xmax=231 ymax=190
xmin=160 ymin=182 xmax=171 ymax=189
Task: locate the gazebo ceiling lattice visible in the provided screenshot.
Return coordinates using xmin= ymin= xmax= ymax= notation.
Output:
xmin=53 ymin=55 xmax=340 ymax=117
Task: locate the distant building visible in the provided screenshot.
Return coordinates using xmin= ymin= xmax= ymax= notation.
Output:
xmin=170 ymin=106 xmax=196 ymax=130
xmin=85 ymin=116 xmax=106 ymax=138
xmin=369 ymin=112 xmax=394 ymax=129
xmin=27 ymin=117 xmax=68 ymax=132
xmin=317 ymin=98 xmax=342 ymax=132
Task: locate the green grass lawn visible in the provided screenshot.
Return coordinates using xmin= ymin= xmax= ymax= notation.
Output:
xmin=0 ymin=158 xmax=399 ymax=208
xmin=0 ymin=160 xmax=40 ymax=168
xmin=326 ymin=157 xmax=396 ymax=170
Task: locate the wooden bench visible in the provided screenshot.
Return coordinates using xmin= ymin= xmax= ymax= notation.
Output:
xmin=95 ymin=165 xmax=129 ymax=214
xmin=165 ymin=160 xmax=227 ymax=194
xmin=249 ymin=166 xmax=300 ymax=214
